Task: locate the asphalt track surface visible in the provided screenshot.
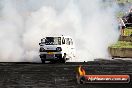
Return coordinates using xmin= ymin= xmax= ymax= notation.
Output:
xmin=0 ymin=59 xmax=132 ymax=88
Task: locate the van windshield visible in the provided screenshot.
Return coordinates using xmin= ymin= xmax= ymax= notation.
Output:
xmin=45 ymin=37 xmax=61 ymax=45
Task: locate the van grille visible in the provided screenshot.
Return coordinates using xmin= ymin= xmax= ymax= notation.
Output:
xmin=46 ymin=54 xmax=54 ymax=59
xmin=45 ymin=50 xmax=58 ymax=52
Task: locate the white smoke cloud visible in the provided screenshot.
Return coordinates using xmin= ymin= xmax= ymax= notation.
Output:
xmin=0 ymin=0 xmax=119 ymax=62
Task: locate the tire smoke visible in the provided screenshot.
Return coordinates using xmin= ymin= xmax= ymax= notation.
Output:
xmin=0 ymin=0 xmax=120 ymax=62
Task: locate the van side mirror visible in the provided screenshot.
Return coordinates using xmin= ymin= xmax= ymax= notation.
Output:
xmin=39 ymin=43 xmax=41 ymax=45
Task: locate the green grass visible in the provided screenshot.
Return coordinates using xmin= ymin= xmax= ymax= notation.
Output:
xmin=110 ymin=41 xmax=132 ymax=48
xmin=117 ymin=0 xmax=132 ymax=3
xmin=123 ymin=28 xmax=132 ymax=36
xmin=116 ymin=11 xmax=125 ymax=18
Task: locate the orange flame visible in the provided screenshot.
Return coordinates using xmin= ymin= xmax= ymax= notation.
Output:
xmin=78 ymin=66 xmax=86 ymax=76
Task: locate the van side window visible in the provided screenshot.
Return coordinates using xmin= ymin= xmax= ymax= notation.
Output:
xmin=62 ymin=37 xmax=65 ymax=44
xmin=69 ymin=38 xmax=71 ymax=45
xmin=70 ymin=38 xmax=73 ymax=45
xmin=68 ymin=38 xmax=71 ymax=45
xmin=65 ymin=38 xmax=66 ymax=44
xmin=65 ymin=38 xmax=68 ymax=45
xmin=65 ymin=38 xmax=69 ymax=45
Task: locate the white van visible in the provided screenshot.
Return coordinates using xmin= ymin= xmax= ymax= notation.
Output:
xmin=39 ymin=35 xmax=75 ymax=63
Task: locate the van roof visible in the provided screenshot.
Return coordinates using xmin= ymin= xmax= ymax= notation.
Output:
xmin=44 ymin=35 xmax=72 ymax=38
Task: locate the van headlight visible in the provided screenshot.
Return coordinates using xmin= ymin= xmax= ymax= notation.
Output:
xmin=56 ymin=47 xmax=62 ymax=51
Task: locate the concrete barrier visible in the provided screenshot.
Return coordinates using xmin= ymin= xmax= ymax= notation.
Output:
xmin=119 ymin=36 xmax=132 ymax=42
xmin=108 ymin=47 xmax=132 ymax=58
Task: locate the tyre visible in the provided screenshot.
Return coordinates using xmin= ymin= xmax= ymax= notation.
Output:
xmin=62 ymin=53 xmax=67 ymax=63
xmin=62 ymin=57 xmax=66 ymax=63
xmin=41 ymin=59 xmax=45 ymax=63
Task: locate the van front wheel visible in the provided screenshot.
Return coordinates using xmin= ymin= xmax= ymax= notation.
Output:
xmin=61 ymin=56 xmax=66 ymax=63
xmin=41 ymin=59 xmax=45 ymax=63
